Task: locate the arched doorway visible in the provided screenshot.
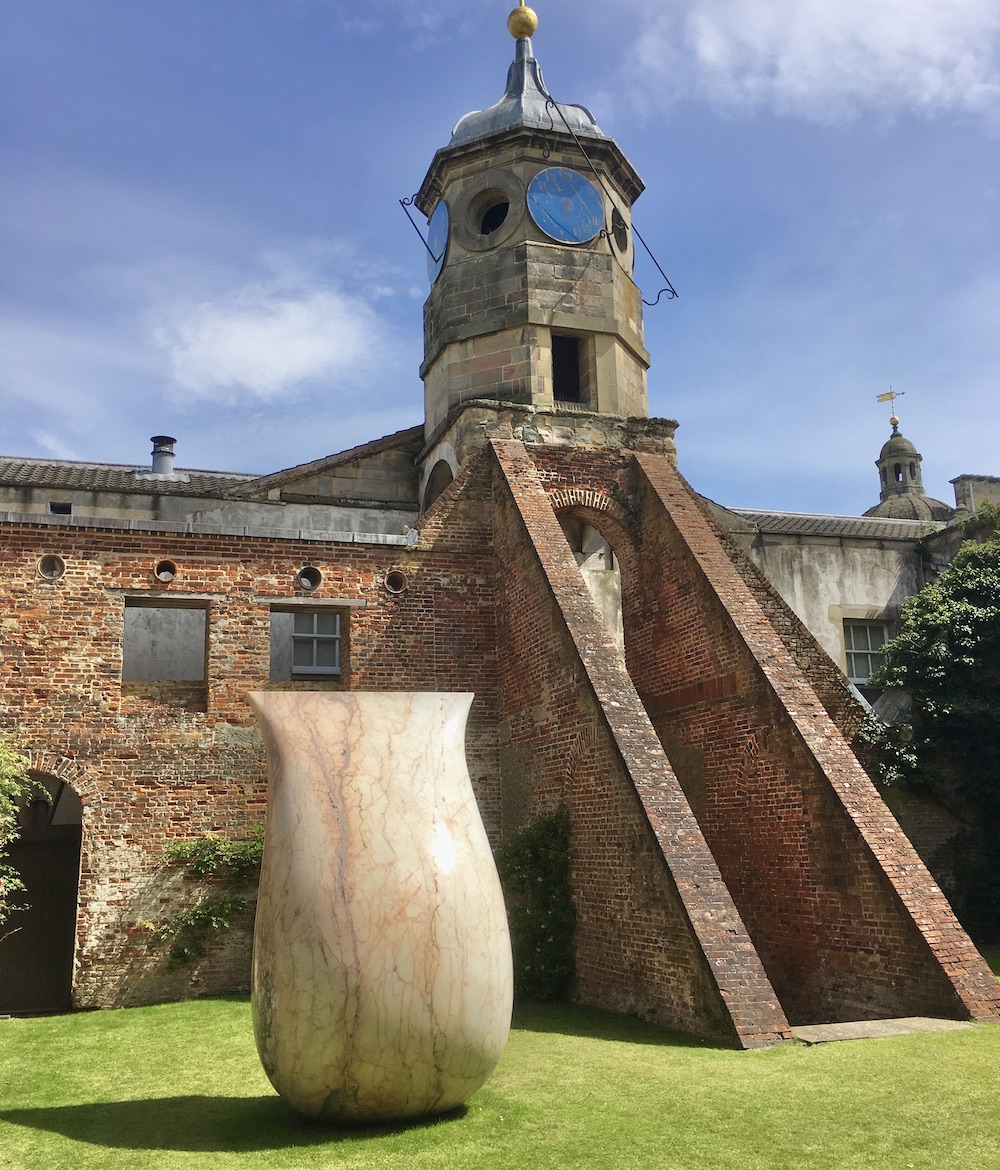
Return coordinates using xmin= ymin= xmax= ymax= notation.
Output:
xmin=0 ymin=774 xmax=83 ymax=1014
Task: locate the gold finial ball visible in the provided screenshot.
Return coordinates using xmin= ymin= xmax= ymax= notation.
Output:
xmin=889 ymin=415 xmax=900 ymax=428
xmin=507 ymin=4 xmax=538 ymax=38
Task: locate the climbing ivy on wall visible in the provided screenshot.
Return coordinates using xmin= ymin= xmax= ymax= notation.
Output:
xmin=495 ymin=806 xmax=576 ymax=1002
xmin=0 ymin=739 xmax=43 ymax=931
xmin=151 ymin=827 xmax=264 ymax=968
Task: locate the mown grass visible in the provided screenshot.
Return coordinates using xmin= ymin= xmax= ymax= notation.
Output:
xmin=1 ymin=995 xmax=999 ymax=1170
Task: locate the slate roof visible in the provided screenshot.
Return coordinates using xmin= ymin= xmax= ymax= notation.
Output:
xmin=733 ymin=509 xmax=944 ymax=541
xmin=0 ymin=424 xmax=423 ymax=500
xmin=0 ymin=455 xmax=257 ymax=497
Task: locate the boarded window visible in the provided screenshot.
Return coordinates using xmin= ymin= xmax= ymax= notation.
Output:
xmin=122 ymin=602 xmax=207 ymax=681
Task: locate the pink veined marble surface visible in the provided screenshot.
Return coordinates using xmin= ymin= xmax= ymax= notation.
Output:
xmin=247 ymin=691 xmax=513 ymax=1123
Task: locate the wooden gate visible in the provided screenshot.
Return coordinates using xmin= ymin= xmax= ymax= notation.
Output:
xmin=0 ymin=823 xmax=82 ymax=1014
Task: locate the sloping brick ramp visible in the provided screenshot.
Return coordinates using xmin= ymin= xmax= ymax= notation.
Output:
xmin=633 ymin=452 xmax=1000 ymax=1025
xmin=490 ymin=439 xmax=791 ymax=1048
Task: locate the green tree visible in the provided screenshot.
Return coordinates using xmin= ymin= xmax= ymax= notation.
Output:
xmin=0 ymin=738 xmax=40 ymax=930
xmin=872 ymin=529 xmax=1000 ymax=941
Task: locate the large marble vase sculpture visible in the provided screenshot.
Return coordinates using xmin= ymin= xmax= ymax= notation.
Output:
xmin=247 ymin=691 xmax=513 ymax=1123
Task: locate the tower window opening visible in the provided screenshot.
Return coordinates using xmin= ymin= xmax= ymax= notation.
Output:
xmin=479 ymin=199 xmax=509 ymax=235
xmin=894 ymin=463 xmax=903 ymax=483
xmin=552 ymin=335 xmax=583 ymax=403
xmin=909 ymin=461 xmax=916 ymax=478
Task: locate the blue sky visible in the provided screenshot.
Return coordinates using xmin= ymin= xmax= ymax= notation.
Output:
xmin=2 ymin=0 xmax=998 ymax=515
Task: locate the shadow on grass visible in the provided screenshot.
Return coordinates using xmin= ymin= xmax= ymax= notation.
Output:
xmin=0 ymin=1095 xmax=467 ymax=1152
xmin=511 ymin=1000 xmax=725 ymax=1049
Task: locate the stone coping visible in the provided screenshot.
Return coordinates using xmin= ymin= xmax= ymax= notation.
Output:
xmin=791 ymin=1017 xmax=974 ymax=1045
xmin=0 ymin=511 xmax=408 ymax=545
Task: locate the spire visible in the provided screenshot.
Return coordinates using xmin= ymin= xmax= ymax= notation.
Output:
xmin=448 ymin=7 xmax=605 ymax=148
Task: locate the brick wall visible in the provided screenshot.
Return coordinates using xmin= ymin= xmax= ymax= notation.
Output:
xmin=0 ymin=470 xmax=500 ymax=1007
xmin=5 ymin=435 xmax=996 ymax=1034
xmin=492 ymin=441 xmax=997 ymax=1031
xmin=490 ymin=439 xmax=790 ymax=1047
xmin=627 ymin=454 xmax=1000 ymax=1024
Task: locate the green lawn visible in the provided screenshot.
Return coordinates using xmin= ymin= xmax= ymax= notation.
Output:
xmin=2 ymin=996 xmax=999 ymax=1170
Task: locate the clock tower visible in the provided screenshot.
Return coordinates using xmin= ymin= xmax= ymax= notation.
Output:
xmin=414 ymin=5 xmax=673 ymax=506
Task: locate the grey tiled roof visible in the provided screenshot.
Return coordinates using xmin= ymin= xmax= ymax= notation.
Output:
xmin=0 ymin=456 xmax=258 ymax=497
xmin=733 ymin=509 xmax=944 ymax=540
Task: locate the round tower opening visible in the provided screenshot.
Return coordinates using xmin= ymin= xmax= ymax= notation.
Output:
xmin=473 ymin=190 xmax=510 ymax=236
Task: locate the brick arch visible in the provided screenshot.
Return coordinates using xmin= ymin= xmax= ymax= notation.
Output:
xmin=548 ymin=487 xmax=631 ymax=529
xmin=26 ymin=751 xmax=97 ymax=805
xmin=550 ymin=492 xmax=661 ymax=695
xmin=550 ymin=491 xmax=640 ymax=604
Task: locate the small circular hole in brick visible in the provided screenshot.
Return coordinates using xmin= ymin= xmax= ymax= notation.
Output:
xmin=384 ymin=569 xmax=408 ymax=595
xmin=38 ymin=554 xmax=66 ymax=580
xmin=154 ymin=559 xmax=177 ymax=583
xmin=297 ymin=566 xmax=322 ymax=591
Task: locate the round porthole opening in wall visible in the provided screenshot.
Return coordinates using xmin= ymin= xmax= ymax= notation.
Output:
xmin=154 ymin=559 xmax=177 ymax=583
xmin=37 ymin=554 xmax=66 ymax=580
xmin=450 ymin=171 xmax=525 ymax=252
xmin=297 ymin=566 xmax=322 ymax=592
xmin=475 ymin=192 xmax=510 ymax=236
xmin=384 ymin=569 xmax=408 ymax=595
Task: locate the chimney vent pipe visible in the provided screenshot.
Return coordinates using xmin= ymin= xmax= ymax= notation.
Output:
xmin=150 ymin=435 xmax=177 ymax=476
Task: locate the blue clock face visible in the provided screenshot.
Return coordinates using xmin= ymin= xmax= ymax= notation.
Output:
xmin=426 ymin=200 xmax=450 ymax=283
xmin=527 ymin=167 xmax=604 ymax=245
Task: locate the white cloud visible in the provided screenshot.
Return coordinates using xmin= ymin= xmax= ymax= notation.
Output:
xmin=29 ymin=432 xmax=81 ymax=461
xmin=628 ymin=0 xmax=1000 ymax=121
xmin=156 ymin=281 xmax=386 ymax=403
xmin=0 ymin=166 xmax=414 ymax=465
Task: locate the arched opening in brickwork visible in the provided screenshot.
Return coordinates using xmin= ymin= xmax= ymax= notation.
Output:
xmin=0 ymin=773 xmax=83 ymax=1014
xmin=557 ymin=510 xmax=625 ymax=655
xmin=422 ymin=459 xmax=455 ymax=513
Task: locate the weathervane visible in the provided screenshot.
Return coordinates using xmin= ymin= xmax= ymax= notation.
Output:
xmin=876 ymin=386 xmax=904 ymax=431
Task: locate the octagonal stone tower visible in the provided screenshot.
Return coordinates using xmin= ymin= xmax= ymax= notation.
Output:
xmin=414 ymin=10 xmax=671 ymax=506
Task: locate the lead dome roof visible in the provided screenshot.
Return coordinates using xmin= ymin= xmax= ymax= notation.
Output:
xmin=879 ymin=431 xmax=919 ymax=459
xmin=449 ymin=37 xmax=606 ymax=148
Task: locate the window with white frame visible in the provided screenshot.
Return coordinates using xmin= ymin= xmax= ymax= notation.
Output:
xmin=843 ymin=621 xmax=890 ymax=684
xmin=270 ymin=608 xmax=343 ymax=680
